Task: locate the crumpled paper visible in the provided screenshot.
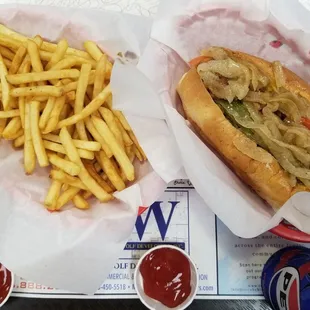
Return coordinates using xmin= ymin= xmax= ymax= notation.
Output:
xmin=127 ymin=0 xmax=310 ymax=238
xmin=0 ymin=3 xmax=170 ymax=294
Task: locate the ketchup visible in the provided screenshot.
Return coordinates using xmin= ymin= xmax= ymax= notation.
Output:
xmin=0 ymin=264 xmax=12 ymax=304
xmin=139 ymin=248 xmax=191 ymax=308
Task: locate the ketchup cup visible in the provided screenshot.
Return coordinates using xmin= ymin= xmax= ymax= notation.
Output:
xmin=0 ymin=263 xmax=14 ymax=308
xmin=134 ymin=245 xmax=198 ymax=310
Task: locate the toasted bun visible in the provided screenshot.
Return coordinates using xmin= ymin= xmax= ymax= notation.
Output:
xmin=177 ymin=62 xmax=309 ymax=209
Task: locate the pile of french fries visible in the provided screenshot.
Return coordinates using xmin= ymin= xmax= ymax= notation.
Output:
xmin=0 ymin=25 xmax=146 ymax=211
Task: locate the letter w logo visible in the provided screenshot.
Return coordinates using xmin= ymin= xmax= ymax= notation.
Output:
xmin=135 ymin=201 xmax=180 ymax=241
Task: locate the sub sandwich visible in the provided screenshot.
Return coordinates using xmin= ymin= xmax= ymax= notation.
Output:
xmin=177 ymin=47 xmax=310 ymax=209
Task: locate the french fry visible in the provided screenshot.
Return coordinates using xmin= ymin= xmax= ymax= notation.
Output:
xmin=30 ymin=101 xmax=49 ymax=167
xmin=63 ymin=71 xmax=95 ymax=93
xmin=93 ymin=54 xmax=107 ymax=99
xmin=49 ymin=57 xmax=77 ymax=71
xmin=84 ymin=41 xmax=104 ymax=61
xmin=43 ymin=140 xmax=94 ymax=160
xmin=83 ymin=160 xmax=114 ymax=193
xmin=55 ymin=186 xmax=80 ymax=210
xmin=9 ymin=44 xmax=27 ymax=74
xmin=43 ymin=95 xmax=66 ymax=133
xmin=45 ymin=39 xmax=68 ymax=70
xmin=75 ymin=63 xmax=92 ymax=140
xmin=0 ymin=109 xmax=20 ymax=118
xmin=44 ymin=180 xmax=62 ymax=210
xmin=134 ymin=146 xmax=143 ymax=162
xmin=39 ymin=96 xmax=56 ymax=130
xmin=73 ymin=194 xmax=90 ymax=210
xmin=2 ymin=117 xmax=22 ymax=139
xmin=128 ymin=131 xmax=147 ymax=160
xmin=13 ymin=134 xmax=24 ymax=148
xmin=0 ymin=53 xmax=11 ymax=110
xmin=113 ymin=110 xmax=131 ymax=131
xmin=56 ymin=84 xmax=111 ymax=129
xmin=114 ymin=117 xmax=133 ymax=146
xmin=67 ymin=55 xmax=96 ymax=69
xmin=50 ymin=169 xmax=88 ymax=190
xmin=92 ymin=116 xmax=134 ymax=181
xmin=43 ymin=133 xmax=101 ymax=151
xmin=0 ymin=34 xmax=20 ymax=50
xmin=59 ymin=127 xmax=112 ymax=202
xmin=0 ymin=46 xmax=15 ymax=60
xmin=7 ymin=69 xmax=80 ymax=84
xmin=99 ymin=107 xmax=124 ymax=149
xmin=27 ymin=39 xmax=43 ymax=71
xmin=24 ymin=103 xmax=36 ymax=174
xmin=18 ymin=60 xmax=31 ymax=128
xmin=5 ymin=128 xmax=23 ymax=140
xmin=85 ymin=117 xmax=113 ymax=157
xmin=48 ymin=153 xmax=80 ymax=176
xmin=96 ymin=151 xmax=125 ymax=191
xmin=11 ymin=85 xmax=63 ymax=97
xmin=3 ymin=58 xmax=11 ymax=69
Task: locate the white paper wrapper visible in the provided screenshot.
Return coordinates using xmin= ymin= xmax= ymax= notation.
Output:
xmin=0 ymin=3 xmax=169 ymax=294
xmin=133 ymin=0 xmax=310 ymax=238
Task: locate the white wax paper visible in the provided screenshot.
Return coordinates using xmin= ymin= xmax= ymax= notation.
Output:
xmin=132 ymin=0 xmax=310 ymax=238
xmin=0 ymin=4 xmax=170 ymax=294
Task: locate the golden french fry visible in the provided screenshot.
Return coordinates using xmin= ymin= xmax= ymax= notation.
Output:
xmin=134 ymin=146 xmax=143 ymax=162
xmin=114 ymin=117 xmax=133 ymax=146
xmin=75 ymin=63 xmax=92 ymax=140
xmin=67 ymin=55 xmax=96 ymax=69
xmin=56 ymin=84 xmax=111 ymax=129
xmin=30 ymin=101 xmax=49 ymax=167
xmin=39 ymin=96 xmax=56 ymax=130
xmin=59 ymin=103 xmax=71 ymax=121
xmin=45 ymin=39 xmax=68 ymax=70
xmin=0 ymin=53 xmax=11 ymax=110
xmin=85 ymin=117 xmax=113 ymax=157
xmin=9 ymin=45 xmax=27 ymax=74
xmin=83 ymin=161 xmax=114 ymax=193
xmin=96 ymin=151 xmax=125 ymax=191
xmin=113 ymin=110 xmax=131 ymax=131
xmin=93 ymin=54 xmax=107 ymax=99
xmin=43 ymin=140 xmax=94 ymax=160
xmin=92 ymin=116 xmax=134 ymax=181
xmin=99 ymin=107 xmax=124 ymax=149
xmin=18 ymin=61 xmax=31 ymax=128
xmin=84 ymin=41 xmax=103 ymax=62
xmin=43 ymin=95 xmax=66 ymax=133
xmin=73 ymin=194 xmax=90 ymax=210
xmin=41 ymin=41 xmax=92 ymax=60
xmin=128 ymin=131 xmax=147 ymax=160
xmin=13 ymin=134 xmax=24 ymax=148
xmin=45 ymin=180 xmax=62 ymax=210
xmin=50 ymin=169 xmax=88 ymax=190
xmin=0 ymin=109 xmax=20 ymax=118
xmin=7 ymin=69 xmax=80 ymax=84
xmin=0 ymin=34 xmax=20 ymax=50
xmin=27 ymin=39 xmax=44 ymax=71
xmin=48 ymin=153 xmax=80 ymax=176
xmin=43 ymin=133 xmax=101 ymax=151
xmin=2 ymin=117 xmax=22 ymax=139
xmin=0 ymin=46 xmax=15 ymax=60
xmin=49 ymin=57 xmax=77 ymax=71
xmin=24 ymin=103 xmax=36 ymax=174
xmin=11 ymin=85 xmax=63 ymax=97
xmin=59 ymin=127 xmax=113 ymax=202
xmin=56 ymin=186 xmax=80 ymax=210
xmin=3 ymin=58 xmax=11 ymax=69
xmin=63 ymin=71 xmax=95 ymax=93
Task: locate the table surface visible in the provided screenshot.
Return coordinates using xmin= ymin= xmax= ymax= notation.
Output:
xmin=3 ymin=298 xmax=273 ymax=310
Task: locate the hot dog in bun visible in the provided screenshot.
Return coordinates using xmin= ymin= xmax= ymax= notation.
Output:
xmin=177 ymin=47 xmax=310 ymax=209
